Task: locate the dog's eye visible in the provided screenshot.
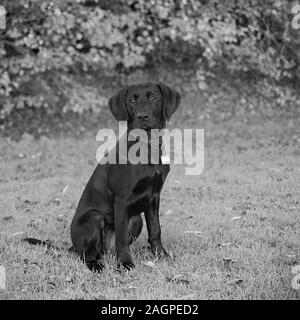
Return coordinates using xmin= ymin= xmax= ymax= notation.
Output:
xmin=149 ymin=95 xmax=157 ymax=101
xmin=129 ymin=97 xmax=136 ymax=104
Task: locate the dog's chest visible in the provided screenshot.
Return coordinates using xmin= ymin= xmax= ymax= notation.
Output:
xmin=126 ymin=165 xmax=168 ymax=214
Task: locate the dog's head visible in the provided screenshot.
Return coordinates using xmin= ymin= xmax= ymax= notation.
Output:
xmin=108 ymin=82 xmax=181 ymax=131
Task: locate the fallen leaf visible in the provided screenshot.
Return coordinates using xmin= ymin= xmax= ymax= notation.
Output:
xmin=9 ymin=231 xmax=25 ymax=237
xmin=169 ymin=274 xmax=183 ymax=281
xmin=177 ymin=293 xmax=197 ymax=300
xmin=52 ymin=198 xmax=61 ymax=205
xmin=167 ymin=274 xmax=190 ymax=285
xmin=143 ymin=261 xmax=156 ymax=269
xmin=291 ymin=265 xmax=300 ymax=274
xmin=127 ymin=285 xmax=137 ymax=289
xmin=223 ymin=258 xmax=237 ymax=271
xmin=231 ymin=216 xmax=241 ymax=221
xmin=184 ymin=230 xmax=205 ymax=235
xmin=27 ymin=218 xmax=42 ymax=227
xmin=2 ymin=216 xmax=13 ymax=222
xmin=143 ymin=261 xmax=164 ymax=277
xmin=169 ymin=250 xmax=176 ymax=261
xmin=184 ymin=230 xmax=204 ymax=238
xmin=48 ymin=282 xmax=56 ymax=288
xmin=91 ymin=294 xmax=106 ymax=300
xmin=217 ymin=242 xmax=232 ymax=247
xmin=226 ymin=279 xmax=243 ymax=286
xmin=24 ymin=199 xmax=38 ymax=206
xmin=223 ymin=258 xmax=232 ymax=271
xmin=62 ymin=185 xmax=69 ymax=195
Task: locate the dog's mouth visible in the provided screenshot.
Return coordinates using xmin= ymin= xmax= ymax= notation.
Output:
xmin=140 ymin=123 xmax=151 ymax=130
xmin=142 ymin=127 xmax=152 ymax=139
xmin=129 ymin=126 xmax=162 ymax=144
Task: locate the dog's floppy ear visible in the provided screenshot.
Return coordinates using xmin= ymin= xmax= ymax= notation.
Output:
xmin=108 ymin=86 xmax=129 ymax=121
xmin=157 ymin=82 xmax=181 ymax=121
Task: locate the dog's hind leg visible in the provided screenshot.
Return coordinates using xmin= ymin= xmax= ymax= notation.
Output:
xmin=84 ymin=246 xmax=105 ymax=272
xmin=73 ymin=211 xmax=107 ymax=272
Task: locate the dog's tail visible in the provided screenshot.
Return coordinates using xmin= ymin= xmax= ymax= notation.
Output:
xmin=22 ymin=237 xmax=75 ymax=253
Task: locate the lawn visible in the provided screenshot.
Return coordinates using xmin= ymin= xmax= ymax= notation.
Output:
xmin=0 ymin=96 xmax=299 ymax=300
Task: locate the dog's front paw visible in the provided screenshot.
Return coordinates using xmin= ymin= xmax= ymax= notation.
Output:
xmin=87 ymin=260 xmax=104 ymax=273
xmin=118 ymin=251 xmax=135 ymax=270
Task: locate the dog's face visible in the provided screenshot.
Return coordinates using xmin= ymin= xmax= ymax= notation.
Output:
xmin=108 ymin=82 xmax=181 ymax=131
xmin=126 ymin=83 xmax=164 ymax=131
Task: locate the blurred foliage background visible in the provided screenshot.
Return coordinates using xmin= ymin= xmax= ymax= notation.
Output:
xmin=0 ymin=0 xmax=299 ymax=138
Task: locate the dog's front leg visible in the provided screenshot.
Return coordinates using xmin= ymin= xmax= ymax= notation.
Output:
xmin=145 ymin=195 xmax=169 ymax=258
xmin=114 ymin=197 xmax=135 ymax=269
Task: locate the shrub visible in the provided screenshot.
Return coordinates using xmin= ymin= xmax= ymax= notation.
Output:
xmin=0 ymin=0 xmax=299 ymax=121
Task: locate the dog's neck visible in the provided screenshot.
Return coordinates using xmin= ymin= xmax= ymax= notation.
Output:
xmin=124 ymin=129 xmax=169 ymax=165
xmin=127 ymin=129 xmax=163 ymax=146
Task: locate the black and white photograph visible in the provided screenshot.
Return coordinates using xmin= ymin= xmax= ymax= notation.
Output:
xmin=0 ymin=0 xmax=299 ymax=304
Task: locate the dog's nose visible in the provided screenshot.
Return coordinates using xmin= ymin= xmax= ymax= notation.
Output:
xmin=136 ymin=112 xmax=149 ymax=121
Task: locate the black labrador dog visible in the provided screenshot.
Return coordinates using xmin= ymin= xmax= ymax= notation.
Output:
xmin=24 ymin=82 xmax=181 ymax=272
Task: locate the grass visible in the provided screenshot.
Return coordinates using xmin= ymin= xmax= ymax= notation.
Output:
xmin=0 ymin=96 xmax=299 ymax=300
